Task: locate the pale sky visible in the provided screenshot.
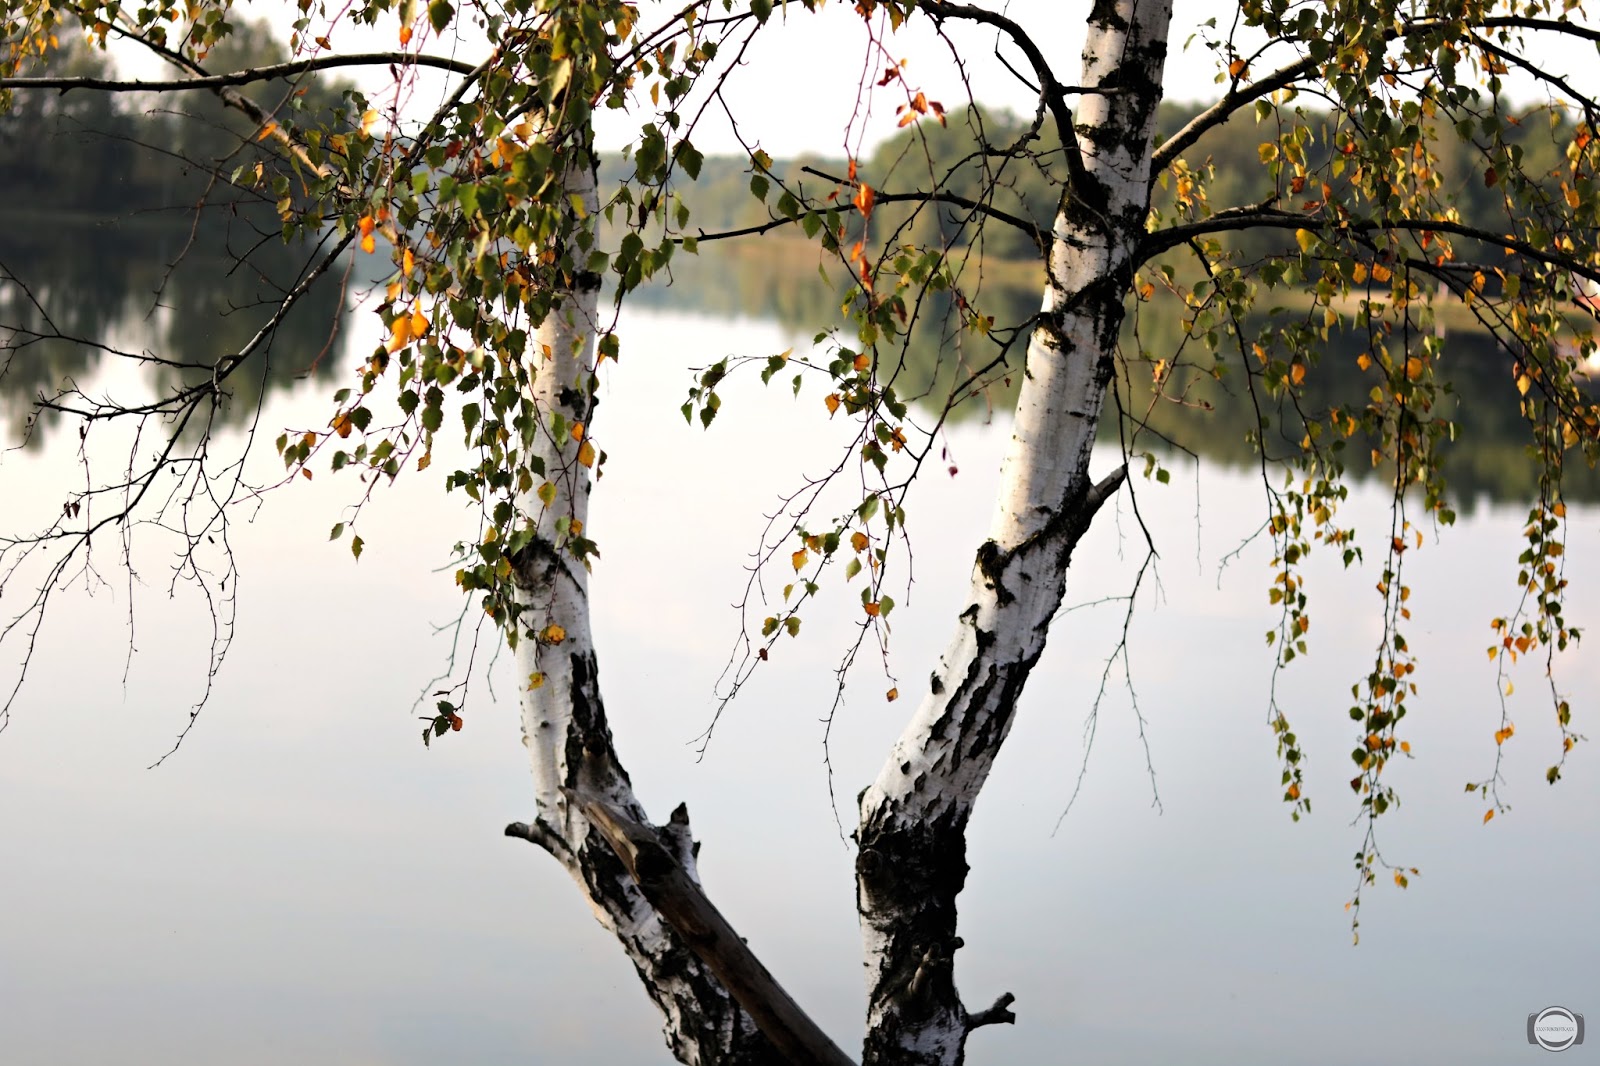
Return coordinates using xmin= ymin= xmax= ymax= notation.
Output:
xmin=98 ymin=0 xmax=1600 ymax=159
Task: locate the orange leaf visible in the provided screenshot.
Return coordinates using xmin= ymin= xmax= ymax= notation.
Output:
xmin=886 ymin=687 xmax=899 ymax=702
xmin=863 ymin=601 xmax=881 ymax=617
xmin=399 ymin=23 xmax=413 ymax=45
xmin=542 ymin=624 xmax=566 ymax=644
xmin=853 ymin=352 xmax=871 ymax=372
xmin=577 ymin=440 xmax=596 ymax=467
xmin=570 ymin=421 xmax=585 ymax=442
xmin=791 ymin=549 xmax=808 ymax=572
xmin=1483 ymin=809 xmax=1495 ymax=824
xmin=851 ymin=531 xmax=869 ymax=552
xmin=1290 ymin=363 xmax=1307 ymax=386
xmin=824 ymin=393 xmax=841 ymax=416
xmin=853 ymin=183 xmax=875 ymax=217
xmin=257 ymin=121 xmax=278 ymax=142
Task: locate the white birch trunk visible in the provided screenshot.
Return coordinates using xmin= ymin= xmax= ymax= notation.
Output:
xmin=855 ymin=3 xmax=1175 ymax=1062
xmin=503 ymin=139 xmax=777 ymax=1066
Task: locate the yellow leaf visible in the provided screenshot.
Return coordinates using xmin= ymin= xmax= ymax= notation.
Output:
xmin=361 ymin=109 xmax=379 ymax=136
xmin=1352 ymin=262 xmax=1369 ymax=283
xmin=537 ymin=481 xmax=557 ymax=507
xmin=1566 ymin=185 xmax=1581 ymax=210
xmin=402 ymin=248 xmax=415 ymax=274
xmin=1371 ymin=263 xmax=1392 ymax=283
xmin=416 ymin=449 xmax=431 ymax=472
xmin=528 ymin=672 xmax=545 ymax=690
xmin=791 ymin=549 xmax=808 ymax=572
xmin=409 ymin=308 xmax=429 ymax=338
xmin=1483 ymin=809 xmax=1495 ymax=824
xmin=576 ymin=440 xmax=596 ymax=467
xmin=1495 ymin=723 xmax=1515 ymax=744
xmin=851 ymin=531 xmax=869 ymax=552
xmin=824 ymin=393 xmax=841 ymax=416
xmin=386 ymin=314 xmax=413 ymax=353
xmin=542 ymin=624 xmax=566 ymax=644
xmin=1294 ymin=228 xmax=1317 ymax=253
xmin=1516 ymin=373 xmax=1532 ymax=396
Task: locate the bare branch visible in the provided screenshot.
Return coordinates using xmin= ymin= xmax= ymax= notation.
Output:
xmin=0 ymin=52 xmax=480 ymax=94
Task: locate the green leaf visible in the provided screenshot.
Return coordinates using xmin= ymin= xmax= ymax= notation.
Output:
xmin=674 ymin=140 xmax=704 ymax=180
xmin=330 ymin=522 xmax=345 ymax=541
xmin=784 ymin=616 xmax=801 ymax=637
xmin=428 ymin=0 xmax=452 ymax=32
xmin=351 ymin=535 xmax=365 ymax=560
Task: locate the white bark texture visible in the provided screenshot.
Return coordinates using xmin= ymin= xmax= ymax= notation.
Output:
xmin=503 ymin=143 xmax=780 ymax=1065
xmin=854 ymin=2 xmax=1174 ymax=1063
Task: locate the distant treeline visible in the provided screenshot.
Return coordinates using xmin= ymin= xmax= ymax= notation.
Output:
xmin=605 ymin=98 xmax=1576 ymax=268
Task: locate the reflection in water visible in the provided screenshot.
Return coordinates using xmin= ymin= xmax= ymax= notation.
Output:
xmin=0 ymin=218 xmax=355 ymax=445
xmin=628 ymin=238 xmax=1600 ymax=505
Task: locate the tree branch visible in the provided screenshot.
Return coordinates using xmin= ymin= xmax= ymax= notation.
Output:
xmin=1140 ymin=210 xmax=1600 ymax=287
xmin=801 ymin=165 xmax=1046 ymax=251
xmin=559 ymin=788 xmax=857 ymax=1066
xmin=915 ymin=0 xmax=1092 ymax=199
xmin=964 ymin=991 xmax=1016 ymax=1031
xmin=0 ymin=52 xmax=480 ymax=94
xmin=1154 ymin=15 xmax=1600 ymax=177
xmin=1151 ymin=53 xmax=1317 ymax=175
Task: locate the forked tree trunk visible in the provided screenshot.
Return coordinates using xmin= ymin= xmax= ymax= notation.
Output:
xmin=506 ymin=1 xmax=1173 ymax=1062
xmin=854 ymin=2 xmax=1174 ymax=1062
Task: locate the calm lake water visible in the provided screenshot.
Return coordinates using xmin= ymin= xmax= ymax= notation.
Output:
xmin=1 ymin=235 xmax=1597 ymax=1064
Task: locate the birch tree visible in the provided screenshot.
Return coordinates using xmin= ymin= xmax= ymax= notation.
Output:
xmin=3 ymin=0 xmax=1598 ymax=1063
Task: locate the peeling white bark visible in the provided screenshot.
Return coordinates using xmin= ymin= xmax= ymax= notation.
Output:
xmin=855 ymin=3 xmax=1174 ymax=1063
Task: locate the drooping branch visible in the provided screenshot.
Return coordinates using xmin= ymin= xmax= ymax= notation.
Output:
xmin=0 ymin=51 xmax=480 ymax=94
